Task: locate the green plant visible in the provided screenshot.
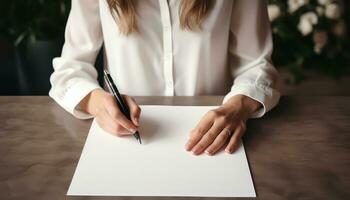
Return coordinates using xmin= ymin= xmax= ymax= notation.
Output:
xmin=4 ymin=0 xmax=70 ymax=46
xmin=268 ymin=0 xmax=350 ymax=83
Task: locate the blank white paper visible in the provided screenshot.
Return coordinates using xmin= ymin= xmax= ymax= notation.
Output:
xmin=67 ymin=105 xmax=256 ymax=197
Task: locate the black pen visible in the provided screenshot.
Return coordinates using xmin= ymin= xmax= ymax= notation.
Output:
xmin=103 ymin=70 xmax=142 ymax=144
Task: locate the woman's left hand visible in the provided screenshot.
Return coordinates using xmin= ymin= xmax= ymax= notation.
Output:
xmin=185 ymin=95 xmax=261 ymax=156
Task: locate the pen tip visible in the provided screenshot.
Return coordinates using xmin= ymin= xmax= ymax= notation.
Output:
xmin=139 ymin=139 xmax=142 ymax=144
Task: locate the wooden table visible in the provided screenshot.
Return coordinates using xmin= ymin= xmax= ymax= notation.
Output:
xmin=0 ymin=96 xmax=349 ymax=200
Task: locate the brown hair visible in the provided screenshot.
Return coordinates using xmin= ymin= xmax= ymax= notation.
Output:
xmin=107 ymin=0 xmax=214 ymax=35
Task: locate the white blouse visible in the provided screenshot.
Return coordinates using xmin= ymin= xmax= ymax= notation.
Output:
xmin=49 ymin=0 xmax=280 ymax=119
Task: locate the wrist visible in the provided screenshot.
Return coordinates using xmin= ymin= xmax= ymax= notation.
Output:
xmin=222 ymin=95 xmax=261 ymax=119
xmin=78 ymin=88 xmax=105 ymax=115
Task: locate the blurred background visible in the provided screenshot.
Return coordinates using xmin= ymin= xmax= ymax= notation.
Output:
xmin=0 ymin=0 xmax=349 ymax=96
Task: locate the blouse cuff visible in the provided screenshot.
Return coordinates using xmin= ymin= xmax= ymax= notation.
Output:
xmin=49 ymin=80 xmax=101 ymax=119
xmin=223 ymin=84 xmax=280 ymax=118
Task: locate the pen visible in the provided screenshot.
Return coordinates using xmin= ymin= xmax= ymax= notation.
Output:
xmin=103 ymin=70 xmax=142 ymax=144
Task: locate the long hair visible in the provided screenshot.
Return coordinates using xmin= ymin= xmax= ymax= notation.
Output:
xmin=107 ymin=0 xmax=214 ymax=35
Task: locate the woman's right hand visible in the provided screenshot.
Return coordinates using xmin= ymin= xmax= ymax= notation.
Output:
xmin=79 ymin=89 xmax=141 ymax=137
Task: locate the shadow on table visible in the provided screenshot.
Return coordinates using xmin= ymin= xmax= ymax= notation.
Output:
xmin=243 ymin=96 xmax=291 ymax=149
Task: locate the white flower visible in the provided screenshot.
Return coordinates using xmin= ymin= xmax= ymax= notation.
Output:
xmin=298 ymin=12 xmax=318 ymax=36
xmin=268 ymin=5 xmax=281 ymax=21
xmin=325 ymin=3 xmax=341 ymax=19
xmin=313 ymin=31 xmax=328 ymax=54
xmin=298 ymin=20 xmax=313 ymax=36
xmin=316 ymin=6 xmax=325 ymax=16
xmin=333 ymin=20 xmax=346 ymax=37
xmin=318 ymin=0 xmax=331 ymax=6
xmin=288 ymin=0 xmax=310 ymax=13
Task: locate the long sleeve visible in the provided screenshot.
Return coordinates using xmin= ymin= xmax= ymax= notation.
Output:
xmin=223 ymin=0 xmax=281 ymax=118
xmin=49 ymin=0 xmax=103 ymax=119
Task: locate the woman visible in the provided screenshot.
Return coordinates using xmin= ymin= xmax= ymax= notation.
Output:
xmin=50 ymin=0 xmax=280 ymax=156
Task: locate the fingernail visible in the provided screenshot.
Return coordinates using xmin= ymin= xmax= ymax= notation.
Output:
xmin=185 ymin=143 xmax=191 ymax=151
xmin=130 ymin=128 xmax=137 ymax=133
xmin=205 ymin=150 xmax=212 ymax=156
xmin=134 ymin=118 xmax=139 ymax=126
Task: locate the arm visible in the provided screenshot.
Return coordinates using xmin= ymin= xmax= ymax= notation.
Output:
xmin=49 ymin=1 xmax=140 ymax=136
xmin=185 ymin=0 xmax=280 ymax=155
xmin=223 ymin=0 xmax=280 ymax=118
xmin=49 ymin=0 xmax=103 ymax=119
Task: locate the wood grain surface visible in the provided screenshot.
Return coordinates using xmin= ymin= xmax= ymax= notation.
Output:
xmin=0 ymin=96 xmax=349 ymax=200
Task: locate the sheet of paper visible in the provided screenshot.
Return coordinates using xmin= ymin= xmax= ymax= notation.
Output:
xmin=67 ymin=105 xmax=256 ymax=197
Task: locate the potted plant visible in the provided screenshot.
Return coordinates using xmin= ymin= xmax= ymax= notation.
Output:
xmin=6 ymin=0 xmax=70 ymax=95
xmin=0 ymin=1 xmax=19 ymax=94
xmin=267 ymin=0 xmax=350 ymax=83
